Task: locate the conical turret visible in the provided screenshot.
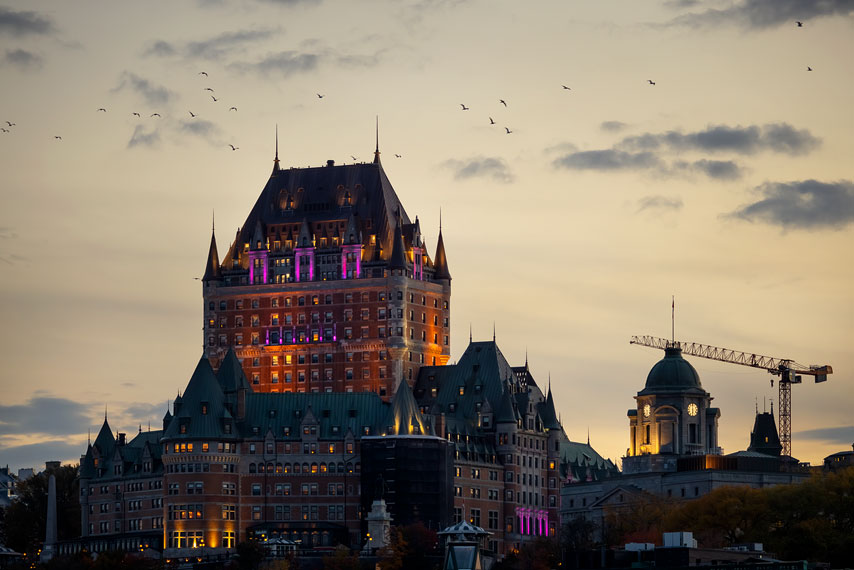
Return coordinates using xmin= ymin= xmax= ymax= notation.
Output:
xmin=202 ymin=220 xmax=221 ymax=282
xmin=388 ymin=210 xmax=408 ymax=270
xmin=433 ymin=216 xmax=451 ymax=281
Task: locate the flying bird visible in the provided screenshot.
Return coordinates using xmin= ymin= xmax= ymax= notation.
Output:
xmin=489 ymin=117 xmax=495 ymax=125
xmin=0 ymin=128 xmax=8 ymax=133
xmin=505 ymin=127 xmax=512 ymax=134
xmin=317 ymin=93 xmax=324 ymax=98
xmin=54 ymin=136 xmax=62 ymax=140
xmin=807 ymin=66 xmax=813 ymax=71
xmin=204 ymin=87 xmax=214 ymax=92
xmin=150 ymin=113 xmax=161 ymax=118
xmin=6 ymin=121 xmax=16 ymax=126
xmin=394 ymin=154 xmax=402 ymax=158
xmin=188 ymin=111 xmax=196 ymax=118
xmin=132 ymin=112 xmax=141 ymax=117
xmin=460 ymin=104 xmax=469 ymax=110
xmin=351 ymin=156 xmax=358 ymax=161
xmin=199 ymin=71 xmax=208 ymax=76
xmin=211 ymin=95 xmax=218 ymax=102
xmin=228 ymin=144 xmax=239 ymax=151
xmin=648 ymin=79 xmax=656 ymax=85
xmin=499 ymin=99 xmax=507 ymax=107
xmin=229 ymin=107 xmax=238 ymax=112
xmin=796 ymin=21 xmax=803 ymax=27
xmin=97 ymin=108 xmax=106 ymax=112
xmin=562 ymin=85 xmax=571 ymax=90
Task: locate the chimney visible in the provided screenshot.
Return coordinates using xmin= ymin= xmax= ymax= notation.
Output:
xmin=118 ymin=433 xmax=127 ymax=446
xmin=327 ymin=159 xmax=335 ymax=167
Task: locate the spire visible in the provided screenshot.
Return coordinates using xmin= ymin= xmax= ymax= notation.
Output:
xmin=272 ymin=124 xmax=280 ymax=175
xmin=388 ymin=208 xmax=408 ymax=270
xmin=373 ymin=116 xmax=381 ymax=164
xmin=202 ymin=213 xmax=221 ymax=281
xmin=433 ymin=213 xmax=451 ymax=281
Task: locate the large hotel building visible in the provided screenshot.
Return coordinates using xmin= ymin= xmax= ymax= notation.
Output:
xmin=76 ymin=140 xmax=616 ymax=560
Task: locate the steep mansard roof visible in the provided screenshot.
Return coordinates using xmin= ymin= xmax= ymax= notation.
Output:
xmin=163 ymin=355 xmax=234 ymax=441
xmin=384 ymin=376 xmax=433 ymax=436
xmin=80 ymin=425 xmax=164 ymax=480
xmin=223 ymin=159 xmax=412 ymax=268
xmin=560 ymin=439 xmax=619 ymax=483
xmin=216 ymin=347 xmax=250 ymax=394
xmin=239 ymin=392 xmax=389 ymax=439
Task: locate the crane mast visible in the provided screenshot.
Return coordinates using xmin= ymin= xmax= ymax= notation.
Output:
xmin=630 ymin=335 xmax=832 ymax=457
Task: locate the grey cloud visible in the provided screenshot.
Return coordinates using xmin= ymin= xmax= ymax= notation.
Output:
xmin=445 ymin=157 xmax=514 ymax=183
xmin=553 ymin=149 xmax=662 ymax=171
xmin=619 ymin=123 xmax=819 ymax=156
xmin=0 ymin=397 xmax=91 ymax=437
xmin=179 ymin=118 xmax=223 ymax=145
xmin=600 ymin=120 xmax=627 ymax=133
xmin=235 ymin=50 xmax=319 ymax=77
xmin=113 ymin=72 xmax=175 ymax=106
xmin=0 ymin=6 xmax=54 ymax=36
xmin=0 ymin=441 xmax=84 ymax=472
xmin=674 ymin=159 xmax=744 ymax=180
xmin=143 ymin=40 xmax=176 ymax=57
xmin=667 ymin=0 xmax=854 ymax=30
xmin=637 ymin=195 xmax=684 ymax=213
xmin=795 ymin=425 xmax=854 ymax=445
xmin=727 ymin=179 xmax=854 ymax=230
xmin=5 ymin=48 xmax=42 ymax=70
xmin=128 ymin=125 xmax=161 ymax=148
xmin=257 ymin=0 xmax=322 ymax=4
xmin=186 ymin=29 xmax=276 ymax=60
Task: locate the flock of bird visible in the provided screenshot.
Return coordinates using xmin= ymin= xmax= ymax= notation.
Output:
xmin=2 ymin=21 xmax=816 ymax=151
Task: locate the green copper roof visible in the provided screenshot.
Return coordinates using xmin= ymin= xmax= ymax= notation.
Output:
xmin=639 ymin=346 xmax=705 ymax=395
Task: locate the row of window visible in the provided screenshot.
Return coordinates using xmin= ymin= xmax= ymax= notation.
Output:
xmin=210 ymin=292 xmax=449 ymax=311
xmin=248 ymin=461 xmax=359 ymax=475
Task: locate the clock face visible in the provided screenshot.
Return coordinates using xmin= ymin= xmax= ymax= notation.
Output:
xmin=643 ymin=404 xmax=651 ymax=418
xmin=688 ymin=403 xmax=698 ymax=416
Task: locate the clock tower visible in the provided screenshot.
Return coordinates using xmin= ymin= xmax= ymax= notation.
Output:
xmin=624 ymin=345 xmax=720 ymax=473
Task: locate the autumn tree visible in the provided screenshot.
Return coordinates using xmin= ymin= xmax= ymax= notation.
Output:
xmin=602 ymin=492 xmax=676 ymax=546
xmin=664 ymin=485 xmax=771 ymax=547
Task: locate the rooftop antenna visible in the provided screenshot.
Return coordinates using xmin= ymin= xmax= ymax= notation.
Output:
xmin=373 ymin=116 xmax=381 ymax=163
xmin=469 ymin=323 xmax=472 ymax=343
xmin=272 ymin=124 xmax=280 ymax=173
xmin=671 ymin=295 xmax=675 ymax=346
xmin=493 ymin=322 xmax=496 ymax=342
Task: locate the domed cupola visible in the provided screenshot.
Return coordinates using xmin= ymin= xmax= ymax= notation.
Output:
xmin=639 ymin=346 xmax=704 ymax=395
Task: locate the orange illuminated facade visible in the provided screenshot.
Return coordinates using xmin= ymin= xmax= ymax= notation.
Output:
xmin=202 ymin=146 xmax=451 ymax=399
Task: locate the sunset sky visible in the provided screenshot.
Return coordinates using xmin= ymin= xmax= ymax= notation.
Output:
xmin=1 ymin=0 xmax=852 ymax=473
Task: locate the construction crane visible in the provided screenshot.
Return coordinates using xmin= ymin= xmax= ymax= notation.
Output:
xmin=630 ymin=335 xmax=833 ymax=457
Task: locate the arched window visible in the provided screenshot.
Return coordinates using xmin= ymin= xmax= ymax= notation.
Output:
xmin=276 ymin=463 xmax=283 ymax=474
xmin=311 ymin=463 xmax=318 ymax=474
xmin=293 ymin=463 xmax=300 ymax=474
xmin=249 ymin=463 xmax=257 ymax=474
xmin=283 ymin=463 xmax=291 ymax=474
xmin=302 ymin=462 xmax=310 ymax=473
xmin=320 ymin=463 xmax=327 ymax=473
xmin=267 ymin=462 xmax=274 ymax=473
xmin=328 ymin=463 xmax=336 ymax=474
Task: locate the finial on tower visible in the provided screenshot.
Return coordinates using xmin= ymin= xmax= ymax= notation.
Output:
xmin=272 ymin=124 xmax=280 ymax=174
xmin=469 ymin=324 xmax=472 ymax=343
xmin=493 ymin=322 xmax=496 ymax=342
xmin=373 ymin=116 xmax=381 ymax=164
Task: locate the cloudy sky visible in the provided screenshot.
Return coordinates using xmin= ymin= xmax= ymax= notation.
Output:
xmin=1 ymin=0 xmax=852 ymax=473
